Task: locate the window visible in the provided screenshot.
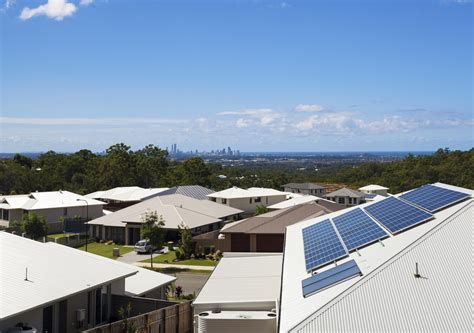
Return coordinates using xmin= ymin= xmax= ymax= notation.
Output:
xmin=222 ymin=198 xmax=227 ymax=204
xmin=1 ymin=209 xmax=9 ymax=221
xmin=254 ymin=197 xmax=261 ymax=203
xmin=63 ymin=207 xmax=68 ymax=216
xmin=338 ymin=197 xmax=345 ymax=204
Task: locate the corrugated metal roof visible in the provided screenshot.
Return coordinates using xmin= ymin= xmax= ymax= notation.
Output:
xmin=0 ymin=191 xmax=104 ymax=210
xmin=88 ymin=194 xmax=239 ymax=229
xmin=359 ymin=184 xmax=389 ymax=191
xmin=85 ymin=187 xmax=169 ymax=202
xmin=291 ymin=201 xmax=473 ymax=332
xmin=125 ymin=266 xmax=176 ymax=297
xmin=324 ymin=187 xmax=365 ymax=198
xmin=222 ymin=204 xmax=334 ymax=234
xmin=208 ymin=187 xmax=287 ymax=199
xmin=0 ymin=233 xmax=136 ymax=320
xmin=157 ymin=185 xmax=215 ymax=200
xmin=278 ymin=183 xmax=473 ymax=332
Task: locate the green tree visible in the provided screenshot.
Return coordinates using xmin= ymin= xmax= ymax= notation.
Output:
xmin=177 ymin=223 xmax=194 ymax=259
xmin=140 ymin=211 xmax=165 ymax=269
xmin=255 ymin=205 xmax=269 ymax=216
xmin=17 ymin=212 xmax=48 ymax=240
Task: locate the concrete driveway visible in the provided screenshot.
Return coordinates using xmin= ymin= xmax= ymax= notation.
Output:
xmin=116 ymin=249 xmax=162 ymax=264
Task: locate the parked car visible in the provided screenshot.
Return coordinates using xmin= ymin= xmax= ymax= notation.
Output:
xmin=134 ymin=239 xmax=157 ymax=254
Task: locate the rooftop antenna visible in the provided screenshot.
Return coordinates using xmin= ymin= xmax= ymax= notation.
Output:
xmin=378 ymin=239 xmax=385 ymax=247
xmin=355 ymin=249 xmax=361 ymax=257
xmin=414 ymin=262 xmax=421 ymax=278
xmin=24 ymin=267 xmax=29 ymax=281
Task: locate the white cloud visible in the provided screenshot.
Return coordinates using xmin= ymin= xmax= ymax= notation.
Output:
xmin=235 ymin=118 xmax=252 ymax=128
xmin=294 ymin=104 xmax=325 ymax=112
xmin=217 ymin=108 xmax=273 ymax=116
xmin=3 ymin=0 xmax=15 ymax=10
xmin=80 ymin=0 xmax=93 ymax=6
xmin=20 ymin=0 xmax=77 ymax=21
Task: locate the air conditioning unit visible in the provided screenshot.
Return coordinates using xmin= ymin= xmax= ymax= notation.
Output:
xmin=76 ymin=309 xmax=86 ymax=322
xmin=197 ymin=310 xmax=277 ymax=333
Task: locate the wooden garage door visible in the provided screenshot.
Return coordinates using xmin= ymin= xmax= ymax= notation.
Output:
xmin=230 ymin=233 xmax=250 ymax=252
xmin=256 ymin=234 xmax=284 ymax=252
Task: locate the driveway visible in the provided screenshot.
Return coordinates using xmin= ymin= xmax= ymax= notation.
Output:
xmin=117 ymin=250 xmax=160 ymax=264
xmin=175 ymin=272 xmax=211 ymax=295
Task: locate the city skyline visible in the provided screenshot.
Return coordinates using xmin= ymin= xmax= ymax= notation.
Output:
xmin=1 ymin=0 xmax=473 ymax=153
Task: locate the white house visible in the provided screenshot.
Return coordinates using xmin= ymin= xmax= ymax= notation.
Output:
xmin=0 ymin=232 xmax=175 ymax=333
xmin=278 ymin=183 xmax=473 ymax=332
xmin=281 ymin=183 xmax=326 ymax=197
xmin=358 ymin=184 xmax=389 ymax=196
xmin=0 ymin=191 xmax=104 ymax=231
xmin=207 ymin=187 xmax=287 ymax=214
xmin=88 ymin=194 xmax=243 ymax=245
xmin=324 ymin=187 xmax=366 ymax=206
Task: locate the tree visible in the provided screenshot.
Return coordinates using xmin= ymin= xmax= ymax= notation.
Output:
xmin=140 ymin=211 xmax=165 ymax=269
xmin=255 ymin=205 xmax=269 ymax=216
xmin=17 ymin=212 xmax=48 ymax=240
xmin=177 ymin=223 xmax=195 ymax=259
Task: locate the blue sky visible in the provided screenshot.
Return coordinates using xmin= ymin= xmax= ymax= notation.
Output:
xmin=1 ymin=0 xmax=472 ymax=152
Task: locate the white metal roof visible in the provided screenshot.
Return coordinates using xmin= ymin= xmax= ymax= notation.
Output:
xmin=279 ymin=183 xmax=473 ymax=332
xmin=267 ymin=195 xmax=319 ymax=209
xmin=0 ymin=191 xmax=104 ymax=210
xmin=207 ymin=186 xmax=287 ymax=199
xmin=124 ymin=266 xmax=176 ymax=297
xmin=87 ymin=194 xmax=232 ymax=229
xmin=85 ymin=187 xmax=169 ymax=202
xmin=358 ymin=184 xmax=389 ymax=191
xmin=291 ymin=201 xmax=473 ymax=332
xmin=0 ymin=233 xmax=136 ymax=320
xmin=193 ymin=253 xmax=282 ymax=311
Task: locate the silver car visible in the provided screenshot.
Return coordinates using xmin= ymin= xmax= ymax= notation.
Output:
xmin=134 ymin=239 xmax=157 ymax=254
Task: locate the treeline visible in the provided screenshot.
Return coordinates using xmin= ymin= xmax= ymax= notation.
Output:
xmin=1 ymin=145 xmax=472 ymax=196
xmin=313 ymin=148 xmax=474 ymax=193
xmin=0 ymin=143 xmax=292 ymax=195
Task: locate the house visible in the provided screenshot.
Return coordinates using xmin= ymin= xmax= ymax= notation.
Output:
xmin=324 ymin=187 xmax=366 ymax=206
xmin=156 ymin=185 xmax=215 ymax=200
xmin=282 ymin=183 xmax=326 ymax=197
xmin=0 ymin=191 xmax=104 ymax=232
xmin=193 ymin=253 xmax=282 ymax=332
xmin=0 ymin=232 xmax=175 ymax=333
xmin=88 ymin=194 xmax=243 ymax=245
xmin=359 ymin=184 xmax=389 ymax=196
xmin=267 ymin=195 xmax=343 ymax=210
xmin=207 ymin=187 xmax=287 ymax=214
xmin=219 ymin=202 xmax=344 ymax=252
xmin=85 ymin=186 xmax=169 ymax=211
xmin=278 ymin=183 xmax=473 ymax=332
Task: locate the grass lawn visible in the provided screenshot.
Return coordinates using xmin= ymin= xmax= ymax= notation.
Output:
xmin=78 ymin=242 xmax=134 ymax=260
xmin=142 ymin=250 xmax=217 ymax=266
xmin=48 ymin=233 xmax=79 ymax=239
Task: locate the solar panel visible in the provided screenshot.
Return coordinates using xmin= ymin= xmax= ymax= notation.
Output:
xmin=364 ymin=193 xmax=377 ymax=199
xmin=302 ymin=259 xmax=362 ymax=297
xmin=399 ymin=184 xmax=470 ymax=212
xmin=332 ymin=208 xmax=389 ymax=251
xmin=302 ymin=219 xmax=347 ymax=271
xmin=364 ymin=197 xmax=433 ymax=234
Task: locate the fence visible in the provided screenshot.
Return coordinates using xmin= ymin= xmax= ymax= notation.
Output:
xmin=82 ymin=301 xmax=193 ymax=333
xmin=193 ymin=230 xmax=230 ymax=253
xmin=45 ymin=233 xmax=92 ymax=248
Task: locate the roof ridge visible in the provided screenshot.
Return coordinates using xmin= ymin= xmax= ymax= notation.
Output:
xmin=290 ymin=199 xmax=473 ymax=331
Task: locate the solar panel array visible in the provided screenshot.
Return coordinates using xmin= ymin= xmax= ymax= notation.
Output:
xmin=332 ymin=208 xmax=388 ymax=251
xmin=364 ymin=196 xmax=433 ymax=234
xmin=399 ymin=184 xmax=470 ymax=212
xmin=302 ymin=220 xmax=347 ymax=271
